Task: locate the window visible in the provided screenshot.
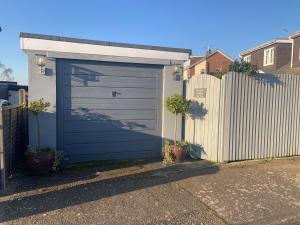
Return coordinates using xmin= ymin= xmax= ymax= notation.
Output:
xmin=243 ymin=55 xmax=251 ymax=63
xmin=263 ymin=47 xmax=274 ymax=66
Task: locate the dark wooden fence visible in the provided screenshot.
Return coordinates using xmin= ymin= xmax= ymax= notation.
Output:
xmin=0 ymin=105 xmax=28 ymax=193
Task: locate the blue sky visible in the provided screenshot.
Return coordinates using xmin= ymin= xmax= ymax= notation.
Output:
xmin=0 ymin=0 xmax=299 ymax=84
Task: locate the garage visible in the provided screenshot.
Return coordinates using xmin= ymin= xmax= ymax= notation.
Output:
xmin=20 ymin=32 xmax=191 ymax=163
xmin=57 ymin=60 xmax=163 ymax=162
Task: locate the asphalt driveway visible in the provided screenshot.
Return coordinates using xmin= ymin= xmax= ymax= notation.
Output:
xmin=0 ymin=157 xmax=299 ymax=225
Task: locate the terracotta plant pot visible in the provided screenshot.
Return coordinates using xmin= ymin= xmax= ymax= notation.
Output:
xmin=25 ymin=150 xmax=55 ymax=175
xmin=170 ymin=145 xmax=187 ymax=162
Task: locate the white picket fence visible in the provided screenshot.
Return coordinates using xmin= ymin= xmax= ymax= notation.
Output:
xmin=185 ymin=72 xmax=300 ymax=162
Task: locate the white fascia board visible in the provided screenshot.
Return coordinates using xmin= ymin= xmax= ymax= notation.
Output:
xmin=289 ymin=31 xmax=300 ymax=39
xmin=20 ymin=37 xmax=190 ymax=61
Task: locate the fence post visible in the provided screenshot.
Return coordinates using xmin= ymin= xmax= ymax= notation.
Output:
xmin=0 ymin=108 xmax=5 ymax=192
xmin=9 ymin=108 xmax=13 ymax=174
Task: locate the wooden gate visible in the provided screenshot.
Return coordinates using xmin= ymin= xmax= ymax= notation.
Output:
xmin=185 ymin=74 xmax=223 ymax=161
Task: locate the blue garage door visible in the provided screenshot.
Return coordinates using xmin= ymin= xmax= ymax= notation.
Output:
xmin=57 ymin=60 xmax=163 ymax=163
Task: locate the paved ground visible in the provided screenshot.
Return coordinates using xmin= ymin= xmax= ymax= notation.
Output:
xmin=0 ymin=157 xmax=299 ymax=225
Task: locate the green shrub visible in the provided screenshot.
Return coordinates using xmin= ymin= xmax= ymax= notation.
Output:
xmin=215 ymin=70 xmax=227 ymax=79
xmin=52 ymin=151 xmax=64 ymax=172
xmin=228 ymin=60 xmax=258 ymax=76
xmin=162 ymin=140 xmax=195 ymax=165
xmin=162 ymin=140 xmax=175 ymax=165
xmin=176 ymin=140 xmax=193 ymax=153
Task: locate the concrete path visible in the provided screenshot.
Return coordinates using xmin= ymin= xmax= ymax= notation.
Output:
xmin=0 ymin=158 xmax=299 ymax=225
xmin=177 ymin=158 xmax=300 ymax=225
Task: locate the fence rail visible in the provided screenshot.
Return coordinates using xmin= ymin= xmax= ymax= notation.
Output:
xmin=0 ymin=105 xmax=28 ymax=192
xmin=185 ymin=72 xmax=300 ymax=162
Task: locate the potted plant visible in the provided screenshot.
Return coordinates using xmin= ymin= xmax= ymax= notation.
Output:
xmin=24 ymin=98 xmax=55 ymax=175
xmin=165 ymin=94 xmax=191 ymax=162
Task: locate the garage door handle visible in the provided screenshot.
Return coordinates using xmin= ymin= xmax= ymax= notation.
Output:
xmin=112 ymin=91 xmax=119 ymax=97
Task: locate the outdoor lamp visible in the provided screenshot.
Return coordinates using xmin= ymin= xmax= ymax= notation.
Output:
xmin=173 ymin=65 xmax=182 ymax=81
xmin=36 ymin=55 xmax=47 ymax=75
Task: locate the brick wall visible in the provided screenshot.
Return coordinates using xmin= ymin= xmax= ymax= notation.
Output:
xmin=206 ymin=52 xmax=233 ymax=74
xmin=292 ymin=36 xmax=300 ymax=68
xmin=243 ymin=43 xmax=292 ymax=73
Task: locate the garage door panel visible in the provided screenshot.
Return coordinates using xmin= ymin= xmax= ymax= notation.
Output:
xmin=64 ymin=109 xmax=156 ymax=120
xmin=64 ymin=98 xmax=156 ymax=110
xmin=65 ymin=74 xmax=156 ymax=88
xmin=63 ymin=61 xmax=161 ymax=78
xmin=58 ymin=59 xmax=162 ymax=162
xmin=63 ymin=140 xmax=161 ymax=155
xmin=64 ymin=86 xmax=157 ymax=98
xmin=67 ymin=151 xmax=160 ymax=163
xmin=64 ymin=130 xmax=159 ymax=144
xmin=63 ymin=119 xmax=157 ymax=132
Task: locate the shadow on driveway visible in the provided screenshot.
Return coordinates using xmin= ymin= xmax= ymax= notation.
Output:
xmin=0 ymin=160 xmax=219 ymax=223
xmin=8 ymin=159 xmax=162 ymax=194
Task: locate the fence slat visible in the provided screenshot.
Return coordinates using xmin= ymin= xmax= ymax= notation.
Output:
xmin=185 ymin=73 xmax=300 ymax=163
xmin=0 ymin=105 xmax=28 ymax=193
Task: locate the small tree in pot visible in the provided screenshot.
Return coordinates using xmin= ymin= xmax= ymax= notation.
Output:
xmin=28 ymin=98 xmax=50 ymax=149
xmin=165 ymin=94 xmax=191 ymax=162
xmin=24 ymin=98 xmax=57 ymax=175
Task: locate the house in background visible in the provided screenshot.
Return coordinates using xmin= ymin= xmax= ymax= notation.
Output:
xmin=183 ymin=49 xmax=234 ymax=79
xmin=0 ymin=81 xmax=28 ymax=104
xmin=239 ymin=38 xmax=292 ymax=73
xmin=289 ymin=31 xmax=300 ymax=73
xmin=239 ymin=30 xmax=300 ymax=75
xmin=183 ymin=56 xmax=203 ymax=79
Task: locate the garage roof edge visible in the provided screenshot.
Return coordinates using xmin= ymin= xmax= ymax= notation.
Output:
xmin=20 ymin=32 xmax=192 ymax=54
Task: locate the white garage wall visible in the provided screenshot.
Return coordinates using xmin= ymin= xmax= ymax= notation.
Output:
xmin=162 ymin=65 xmax=183 ymax=142
xmin=24 ymin=45 xmax=189 ymax=153
xmin=27 ymin=52 xmax=57 ymax=149
xmin=20 ymin=33 xmax=191 ymax=153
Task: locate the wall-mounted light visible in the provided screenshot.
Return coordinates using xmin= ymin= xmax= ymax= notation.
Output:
xmin=36 ymin=55 xmax=47 ymax=75
xmin=173 ymin=65 xmax=182 ymax=81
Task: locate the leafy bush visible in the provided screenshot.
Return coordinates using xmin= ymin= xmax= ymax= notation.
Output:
xmin=52 ymin=151 xmax=64 ymax=172
xmin=162 ymin=140 xmax=175 ymax=165
xmin=215 ymin=70 xmax=227 ymax=79
xmin=228 ymin=60 xmax=258 ymax=76
xmin=163 ymin=140 xmax=195 ymax=165
xmin=176 ymin=140 xmax=193 ymax=153
xmin=27 ymin=98 xmax=50 ymax=115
